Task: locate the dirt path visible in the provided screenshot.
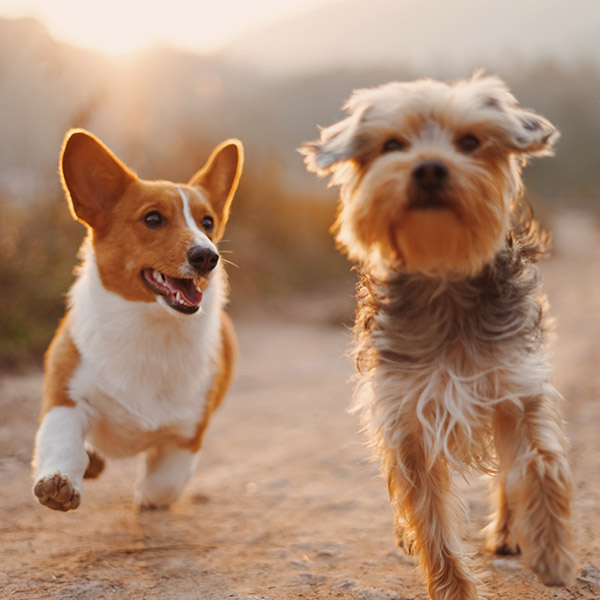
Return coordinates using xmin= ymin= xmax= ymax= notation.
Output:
xmin=1 ymin=210 xmax=599 ymax=600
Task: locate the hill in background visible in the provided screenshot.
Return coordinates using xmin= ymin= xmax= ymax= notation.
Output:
xmin=1 ymin=8 xmax=599 ymax=203
xmin=1 ymin=9 xmax=599 ymax=366
xmin=223 ymin=0 xmax=600 ymax=75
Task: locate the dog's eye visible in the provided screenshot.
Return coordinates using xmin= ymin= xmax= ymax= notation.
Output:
xmin=201 ymin=216 xmax=214 ymax=232
xmin=382 ymin=138 xmax=407 ymax=153
xmin=457 ymin=134 xmax=480 ymax=153
xmin=143 ymin=211 xmax=164 ymax=228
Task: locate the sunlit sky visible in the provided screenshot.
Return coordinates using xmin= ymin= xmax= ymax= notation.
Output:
xmin=0 ymin=0 xmax=335 ymax=55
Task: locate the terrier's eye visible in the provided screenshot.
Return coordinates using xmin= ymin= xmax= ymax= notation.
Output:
xmin=143 ymin=211 xmax=164 ymax=228
xmin=201 ymin=216 xmax=214 ymax=232
xmin=382 ymin=138 xmax=407 ymax=153
xmin=457 ymin=134 xmax=480 ymax=153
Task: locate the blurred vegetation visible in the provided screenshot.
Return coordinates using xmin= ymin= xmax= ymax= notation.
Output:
xmin=0 ymin=153 xmax=350 ymax=369
xmin=1 ymin=27 xmax=600 ymax=368
xmin=0 ymin=192 xmax=83 ymax=368
xmin=132 ymin=128 xmax=352 ymax=309
xmin=227 ymin=165 xmax=349 ymax=305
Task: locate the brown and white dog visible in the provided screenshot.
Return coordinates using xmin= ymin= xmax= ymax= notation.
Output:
xmin=32 ymin=129 xmax=242 ymax=511
xmin=302 ymin=75 xmax=576 ymax=599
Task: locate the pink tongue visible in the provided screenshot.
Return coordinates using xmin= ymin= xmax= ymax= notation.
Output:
xmin=164 ymin=275 xmax=202 ymax=305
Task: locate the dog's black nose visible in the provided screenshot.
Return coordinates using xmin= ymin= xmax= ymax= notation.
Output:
xmin=187 ymin=246 xmax=219 ymax=274
xmin=412 ymin=161 xmax=449 ymax=189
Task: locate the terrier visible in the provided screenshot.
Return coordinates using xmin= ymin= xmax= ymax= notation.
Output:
xmin=301 ymin=74 xmax=576 ymax=600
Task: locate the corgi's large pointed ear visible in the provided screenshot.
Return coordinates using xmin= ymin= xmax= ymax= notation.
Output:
xmin=60 ymin=129 xmax=136 ymax=229
xmin=188 ymin=139 xmax=244 ymax=231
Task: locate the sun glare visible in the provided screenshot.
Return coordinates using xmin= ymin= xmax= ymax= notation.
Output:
xmin=5 ymin=1 xmax=225 ymax=56
xmin=0 ymin=0 xmax=333 ymax=56
xmin=51 ymin=12 xmax=162 ymax=56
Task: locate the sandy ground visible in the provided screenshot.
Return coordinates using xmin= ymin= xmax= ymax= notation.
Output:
xmin=1 ymin=209 xmax=599 ymax=600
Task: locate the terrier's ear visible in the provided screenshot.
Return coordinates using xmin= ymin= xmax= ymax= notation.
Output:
xmin=502 ymin=106 xmax=559 ymax=157
xmin=60 ymin=129 xmax=136 ymax=230
xmin=300 ymin=86 xmax=377 ymax=177
xmin=188 ymin=139 xmax=244 ymax=236
xmin=300 ymin=110 xmax=365 ymax=176
xmin=476 ymin=75 xmax=559 ymax=157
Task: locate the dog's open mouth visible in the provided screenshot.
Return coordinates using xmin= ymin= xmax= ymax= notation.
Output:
xmin=141 ymin=269 xmax=203 ymax=315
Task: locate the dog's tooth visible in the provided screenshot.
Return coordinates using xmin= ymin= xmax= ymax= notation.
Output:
xmin=175 ymin=291 xmax=183 ymax=304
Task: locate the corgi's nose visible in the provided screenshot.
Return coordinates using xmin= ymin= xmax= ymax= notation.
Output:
xmin=187 ymin=246 xmax=219 ymax=274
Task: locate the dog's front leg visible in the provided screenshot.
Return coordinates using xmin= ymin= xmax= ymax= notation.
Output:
xmin=136 ymin=443 xmax=198 ymax=509
xmin=382 ymin=435 xmax=479 ymax=600
xmin=484 ymin=471 xmax=520 ymax=555
xmin=492 ymin=398 xmax=576 ymax=586
xmin=33 ymin=405 xmax=89 ymax=511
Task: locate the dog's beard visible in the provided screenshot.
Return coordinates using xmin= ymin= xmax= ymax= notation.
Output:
xmin=334 ymin=159 xmax=511 ymax=277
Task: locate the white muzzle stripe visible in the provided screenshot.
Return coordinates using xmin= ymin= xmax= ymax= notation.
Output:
xmin=176 ymin=186 xmax=218 ymax=253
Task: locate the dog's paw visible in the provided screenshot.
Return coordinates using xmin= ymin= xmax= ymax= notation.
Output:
xmin=396 ymin=537 xmax=415 ymax=555
xmin=394 ymin=522 xmax=416 ymax=555
xmin=135 ymin=487 xmax=175 ymax=511
xmin=138 ymin=500 xmax=170 ymax=511
xmin=530 ymin=547 xmax=576 ymax=587
xmin=485 ymin=530 xmax=520 ymax=556
xmin=83 ymin=449 xmax=105 ymax=479
xmin=33 ymin=473 xmax=81 ymax=511
xmin=136 ymin=479 xmax=182 ymax=510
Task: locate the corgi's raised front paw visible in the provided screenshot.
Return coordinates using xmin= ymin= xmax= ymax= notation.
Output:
xmin=34 ymin=473 xmax=81 ymax=511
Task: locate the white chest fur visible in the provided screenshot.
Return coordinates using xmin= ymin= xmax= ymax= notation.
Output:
xmin=67 ymin=246 xmax=224 ymax=445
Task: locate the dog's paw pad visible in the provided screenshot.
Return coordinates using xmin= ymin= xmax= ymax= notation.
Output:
xmin=485 ymin=527 xmax=520 ymax=556
xmin=487 ymin=537 xmax=520 ymax=556
xmin=139 ymin=501 xmax=170 ymax=511
xmin=34 ymin=473 xmax=80 ymax=511
xmin=494 ymin=542 xmax=520 ymax=556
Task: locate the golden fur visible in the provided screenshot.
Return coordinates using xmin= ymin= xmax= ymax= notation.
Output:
xmin=182 ymin=311 xmax=238 ymax=453
xmin=302 ymin=74 xmax=575 ymax=600
xmin=41 ymin=314 xmax=78 ymax=415
xmin=56 ymin=130 xmax=241 ymax=449
xmin=33 ymin=129 xmax=242 ymax=511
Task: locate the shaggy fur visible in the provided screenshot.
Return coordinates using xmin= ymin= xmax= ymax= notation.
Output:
xmin=302 ymin=74 xmax=575 ymax=600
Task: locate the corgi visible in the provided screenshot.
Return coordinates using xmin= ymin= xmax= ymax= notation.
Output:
xmin=32 ymin=129 xmax=243 ymax=511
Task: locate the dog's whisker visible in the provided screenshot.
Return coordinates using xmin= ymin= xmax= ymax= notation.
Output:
xmin=220 ymin=258 xmax=239 ymax=269
xmin=34 ymin=130 xmax=244 ymax=515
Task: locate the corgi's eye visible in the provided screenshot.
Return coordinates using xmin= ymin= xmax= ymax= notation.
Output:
xmin=201 ymin=216 xmax=214 ymax=232
xmin=143 ymin=211 xmax=164 ymax=228
xmin=382 ymin=138 xmax=407 ymax=153
xmin=457 ymin=134 xmax=480 ymax=153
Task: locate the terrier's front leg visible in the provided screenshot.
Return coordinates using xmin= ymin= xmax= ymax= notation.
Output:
xmin=484 ymin=473 xmax=520 ymax=556
xmin=136 ymin=443 xmax=198 ymax=509
xmin=33 ymin=405 xmax=89 ymax=511
xmin=492 ymin=399 xmax=576 ymax=586
xmin=382 ymin=434 xmax=479 ymax=600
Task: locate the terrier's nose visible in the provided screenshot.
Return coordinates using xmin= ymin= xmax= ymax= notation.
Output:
xmin=187 ymin=246 xmax=219 ymax=274
xmin=412 ymin=161 xmax=449 ymax=190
